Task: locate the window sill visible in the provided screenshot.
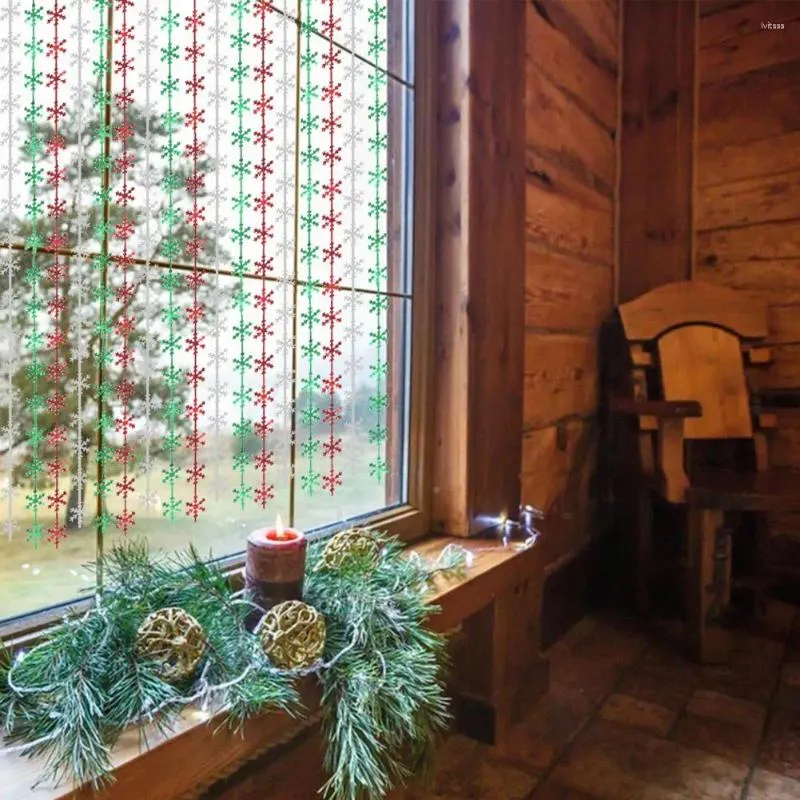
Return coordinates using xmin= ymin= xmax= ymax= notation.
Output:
xmin=1 ymin=533 xmax=547 ymax=800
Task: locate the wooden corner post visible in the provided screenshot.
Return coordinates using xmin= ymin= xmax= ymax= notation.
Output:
xmin=432 ymin=0 xmax=526 ymax=538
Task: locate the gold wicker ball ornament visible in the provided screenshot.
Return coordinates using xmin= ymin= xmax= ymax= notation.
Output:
xmin=259 ymin=600 xmax=326 ymax=670
xmin=135 ymin=607 xmax=207 ymax=682
xmin=317 ymin=527 xmax=380 ymax=572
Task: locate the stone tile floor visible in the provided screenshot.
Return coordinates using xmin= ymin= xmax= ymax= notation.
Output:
xmin=407 ymin=601 xmax=800 ymax=799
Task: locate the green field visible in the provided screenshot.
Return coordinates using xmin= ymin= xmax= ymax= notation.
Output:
xmin=0 ymin=440 xmax=390 ymax=622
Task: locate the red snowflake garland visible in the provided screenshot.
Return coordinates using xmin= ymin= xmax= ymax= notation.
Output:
xmin=320 ymin=0 xmax=343 ymax=495
xmin=253 ymin=0 xmax=275 ymax=508
xmin=112 ymin=0 xmax=137 ymax=534
xmin=184 ymin=3 xmax=207 ymax=520
xmin=45 ymin=1 xmax=67 ymax=546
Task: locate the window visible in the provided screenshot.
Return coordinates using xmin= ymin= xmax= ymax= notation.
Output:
xmin=0 ymin=0 xmax=426 ymax=626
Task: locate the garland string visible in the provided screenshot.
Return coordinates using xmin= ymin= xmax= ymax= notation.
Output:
xmin=321 ymin=0 xmax=343 ymax=495
xmin=253 ymin=0 xmax=274 ymax=508
xmin=159 ymin=3 xmax=181 ymax=521
xmin=299 ymin=0 xmax=320 ymax=496
xmin=112 ymin=0 xmax=136 ymax=534
xmin=231 ymin=0 xmax=252 ymax=510
xmin=3 ymin=0 xmax=16 ymax=541
xmin=23 ymin=1 xmax=45 ymax=547
xmin=184 ymin=2 xmax=206 ymax=521
xmin=367 ymin=0 xmax=389 ymax=483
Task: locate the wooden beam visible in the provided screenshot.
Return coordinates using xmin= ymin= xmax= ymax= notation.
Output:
xmin=618 ymin=0 xmax=698 ymax=302
xmin=432 ymin=0 xmax=526 ymax=537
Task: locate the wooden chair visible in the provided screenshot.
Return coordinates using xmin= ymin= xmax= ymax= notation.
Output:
xmin=607 ymin=281 xmax=800 ymax=663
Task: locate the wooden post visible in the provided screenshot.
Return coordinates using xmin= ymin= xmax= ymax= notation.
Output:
xmin=456 ymin=574 xmax=549 ymax=748
xmin=432 ymin=0 xmax=526 ymax=537
xmin=686 ymin=506 xmax=730 ymax=663
xmin=618 ymin=0 xmax=697 ymax=302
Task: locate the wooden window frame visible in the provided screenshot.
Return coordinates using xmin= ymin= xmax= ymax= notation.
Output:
xmin=0 ymin=0 xmax=437 ymax=643
xmin=2 ymin=3 xmax=537 ymax=796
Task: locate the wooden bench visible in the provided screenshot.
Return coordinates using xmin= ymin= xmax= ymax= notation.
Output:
xmin=1 ymin=534 xmax=550 ymax=800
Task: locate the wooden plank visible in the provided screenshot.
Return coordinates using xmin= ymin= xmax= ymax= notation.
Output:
xmin=770 ymin=420 xmax=800 ymax=468
xmin=2 ymin=684 xmax=324 ymax=800
xmin=618 ymin=0 xmax=650 ymax=302
xmin=432 ymin=0 xmax=526 ymax=537
xmin=534 ymin=0 xmax=618 ymax=73
xmin=527 ymin=3 xmax=617 ymax=131
xmin=696 ymin=131 xmax=800 ymax=187
xmin=618 ymin=0 xmax=695 ymax=302
xmin=699 ymin=62 xmax=800 ymax=149
xmin=523 ymin=333 xmax=598 ymax=429
xmin=696 ymin=169 xmax=800 ymax=230
xmin=699 ymin=0 xmax=800 ymax=46
xmin=696 ymin=259 xmax=800 ymax=306
xmin=525 ymin=159 xmax=614 ymax=266
xmin=699 ymin=0 xmax=751 ymax=17
xmin=619 ymin=280 xmax=768 ymax=341
xmin=525 ymin=242 xmax=613 ymax=334
xmin=697 ymin=219 xmax=800 ymax=263
xmin=754 ymin=344 xmax=800 ymax=389
xmin=432 ymin=0 xmax=470 ymax=537
xmin=686 ymin=508 xmax=730 ymax=663
xmin=526 ymin=62 xmax=616 ymax=190
xmin=659 ymin=326 xmax=754 ymax=440
xmin=700 ymin=21 xmax=800 ymax=85
xmin=467 ymin=0 xmax=526 ymax=535
xmin=521 ymin=418 xmax=597 ymax=513
xmin=771 ymin=306 xmax=800 ymax=345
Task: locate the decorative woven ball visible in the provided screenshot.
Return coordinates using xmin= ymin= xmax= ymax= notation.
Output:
xmin=135 ymin=607 xmax=207 ymax=682
xmin=317 ymin=527 xmax=380 ymax=571
xmin=259 ymin=600 xmax=326 ymax=670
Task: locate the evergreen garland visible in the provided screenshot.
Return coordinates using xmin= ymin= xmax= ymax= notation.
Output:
xmin=0 ymin=535 xmax=466 ymax=800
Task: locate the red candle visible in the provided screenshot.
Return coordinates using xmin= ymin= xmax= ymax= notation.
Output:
xmin=245 ymin=517 xmax=307 ymax=623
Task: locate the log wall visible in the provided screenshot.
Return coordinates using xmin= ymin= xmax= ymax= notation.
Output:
xmin=695 ymin=0 xmax=800 ymax=537
xmin=522 ymin=0 xmax=620 ymax=567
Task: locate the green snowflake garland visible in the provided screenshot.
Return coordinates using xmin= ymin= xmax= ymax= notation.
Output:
xmin=298 ymin=0 xmax=322 ymax=496
xmin=22 ymin=1 xmax=45 ymax=546
xmin=159 ymin=4 xmax=183 ymax=521
xmin=90 ymin=0 xmax=113 ymax=537
xmin=230 ymin=0 xmax=253 ymax=510
xmin=367 ymin=1 xmax=389 ymax=482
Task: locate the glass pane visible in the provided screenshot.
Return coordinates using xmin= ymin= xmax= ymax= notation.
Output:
xmin=297 ymin=32 xmax=410 ymax=297
xmin=0 ymin=0 xmax=413 ymax=625
xmin=293 ymin=290 xmax=407 ymax=532
xmin=297 ymin=0 xmax=412 ymax=84
xmin=0 ymin=2 xmax=100 ymax=253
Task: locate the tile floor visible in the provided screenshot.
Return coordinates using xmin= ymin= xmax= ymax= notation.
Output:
xmin=407 ymin=601 xmax=800 ymax=799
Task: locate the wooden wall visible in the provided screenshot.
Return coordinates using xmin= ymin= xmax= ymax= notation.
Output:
xmin=618 ymin=0 xmax=696 ymax=302
xmin=522 ymin=0 xmax=620 ymax=568
xmin=695 ymin=0 xmax=800 ymax=536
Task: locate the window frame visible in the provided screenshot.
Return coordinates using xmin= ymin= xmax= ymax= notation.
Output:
xmin=0 ymin=0 xmax=436 ymax=643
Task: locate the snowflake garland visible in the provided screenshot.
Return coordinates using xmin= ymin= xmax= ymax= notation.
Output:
xmin=367 ymin=0 xmax=389 ymax=482
xmin=23 ymin=1 xmax=45 ymax=546
xmin=183 ymin=2 xmax=207 ymax=521
xmin=298 ymin=0 xmax=321 ymax=496
xmin=159 ymin=3 xmax=182 ymax=522
xmin=320 ymin=0 xmax=344 ymax=495
xmin=112 ymin=0 xmax=137 ymax=534
xmin=252 ymin=0 xmax=275 ymax=508
xmin=6 ymin=0 xmax=400 ymax=555
xmin=91 ymin=0 xmax=114 ymax=538
xmin=231 ymin=0 xmax=253 ymax=510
